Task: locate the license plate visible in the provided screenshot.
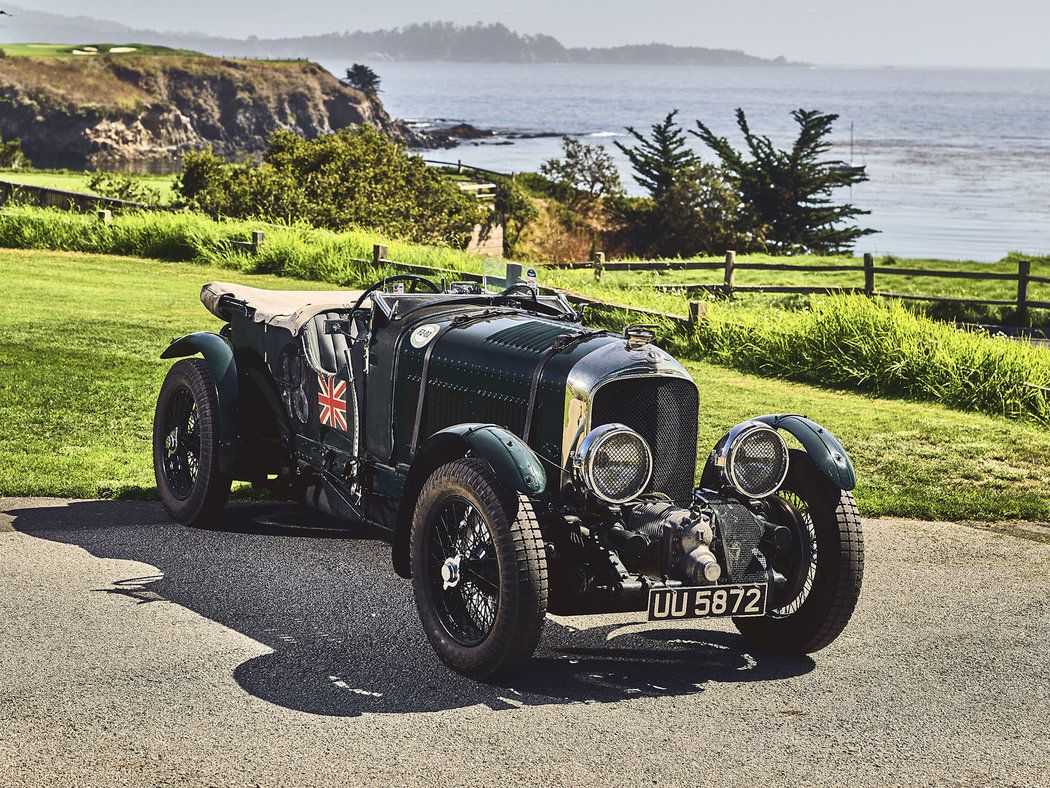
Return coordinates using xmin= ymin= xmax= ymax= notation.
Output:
xmin=647 ymin=583 xmax=768 ymax=621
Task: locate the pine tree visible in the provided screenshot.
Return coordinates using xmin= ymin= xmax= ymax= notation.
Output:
xmin=342 ymin=64 xmax=381 ymax=95
xmin=692 ymin=108 xmax=875 ymax=254
xmin=614 ymin=110 xmax=698 ymax=200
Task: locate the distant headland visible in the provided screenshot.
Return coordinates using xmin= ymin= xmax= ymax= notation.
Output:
xmin=0 ymin=8 xmax=797 ymax=67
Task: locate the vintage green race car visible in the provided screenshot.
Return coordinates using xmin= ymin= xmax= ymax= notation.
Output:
xmin=154 ymin=273 xmax=863 ymax=679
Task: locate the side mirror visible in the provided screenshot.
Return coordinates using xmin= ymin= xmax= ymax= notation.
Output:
xmin=323 ymin=318 xmax=353 ymax=336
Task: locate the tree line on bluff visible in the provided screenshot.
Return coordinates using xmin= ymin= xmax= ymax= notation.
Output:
xmin=166 ymin=104 xmax=871 ymax=259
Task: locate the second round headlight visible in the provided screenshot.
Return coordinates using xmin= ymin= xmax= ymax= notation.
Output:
xmin=725 ymin=424 xmax=789 ymax=498
xmin=576 ymin=424 xmax=653 ymax=504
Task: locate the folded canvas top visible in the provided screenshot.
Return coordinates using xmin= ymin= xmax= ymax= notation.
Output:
xmin=200 ymin=281 xmax=367 ymax=333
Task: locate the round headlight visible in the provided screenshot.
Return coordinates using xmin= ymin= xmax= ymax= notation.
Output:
xmin=725 ymin=425 xmax=789 ymax=498
xmin=575 ymin=424 xmax=653 ymax=504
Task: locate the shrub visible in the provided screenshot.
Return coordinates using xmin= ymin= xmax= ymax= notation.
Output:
xmin=492 ymin=176 xmax=538 ymax=255
xmin=177 ymin=128 xmax=483 ymax=247
xmin=539 ymin=137 xmax=622 ymax=210
xmin=0 ymin=136 xmax=30 ymax=169
xmin=87 ymin=170 xmax=162 ymax=204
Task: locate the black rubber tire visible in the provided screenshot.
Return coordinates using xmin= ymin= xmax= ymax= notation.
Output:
xmin=734 ymin=449 xmax=864 ymax=655
xmin=153 ymin=358 xmax=232 ymax=528
xmin=410 ymin=458 xmax=548 ymax=680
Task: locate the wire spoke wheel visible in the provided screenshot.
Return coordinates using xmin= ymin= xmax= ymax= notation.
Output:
xmin=733 ymin=449 xmax=864 ymax=655
xmin=425 ymin=496 xmax=499 ymax=646
xmin=769 ymin=490 xmax=818 ymax=618
xmin=153 ymin=358 xmax=231 ymax=528
xmin=410 ymin=458 xmax=548 ymax=680
xmin=161 ymin=386 xmax=201 ymax=500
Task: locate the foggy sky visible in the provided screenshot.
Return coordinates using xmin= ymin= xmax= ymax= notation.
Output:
xmin=17 ymin=0 xmax=1050 ymax=68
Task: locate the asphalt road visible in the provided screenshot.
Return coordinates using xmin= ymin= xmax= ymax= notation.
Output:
xmin=1 ymin=498 xmax=1048 ymax=787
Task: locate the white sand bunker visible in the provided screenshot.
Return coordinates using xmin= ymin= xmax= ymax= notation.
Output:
xmin=72 ymin=49 xmax=98 ymax=55
xmin=108 ymin=46 xmax=139 ymax=53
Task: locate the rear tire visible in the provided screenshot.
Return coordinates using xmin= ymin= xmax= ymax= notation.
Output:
xmin=734 ymin=450 xmax=863 ymax=654
xmin=153 ymin=358 xmax=232 ymax=528
xmin=410 ymin=458 xmax=548 ymax=680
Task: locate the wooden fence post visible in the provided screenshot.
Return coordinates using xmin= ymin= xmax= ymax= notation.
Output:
xmin=250 ymin=230 xmax=265 ymax=253
xmin=1017 ymin=258 xmax=1031 ymax=322
xmin=863 ymin=252 xmax=875 ymax=296
xmin=723 ymin=251 xmax=736 ymax=298
xmin=592 ymin=250 xmax=605 ymax=281
xmin=97 ymin=209 xmax=112 ymax=225
xmin=688 ymin=300 xmax=706 ymax=327
xmin=373 ymin=244 xmax=388 ymax=264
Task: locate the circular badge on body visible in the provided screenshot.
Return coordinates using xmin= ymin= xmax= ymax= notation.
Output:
xmin=410 ymin=323 xmax=441 ymax=348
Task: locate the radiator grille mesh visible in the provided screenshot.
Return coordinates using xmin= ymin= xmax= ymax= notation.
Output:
xmin=590 ymin=376 xmax=698 ymax=503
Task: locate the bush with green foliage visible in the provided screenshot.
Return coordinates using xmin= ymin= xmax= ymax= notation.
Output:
xmin=0 ymin=136 xmax=29 ymax=169
xmin=692 ymin=109 xmax=874 ymax=254
xmin=540 ymin=137 xmax=622 ymax=210
xmin=692 ymin=296 xmax=1049 ymax=424
xmin=87 ymin=170 xmax=161 ymax=204
xmin=177 ymin=127 xmax=483 ymax=247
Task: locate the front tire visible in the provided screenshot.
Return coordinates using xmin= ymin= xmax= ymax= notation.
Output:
xmin=410 ymin=458 xmax=548 ymax=680
xmin=734 ymin=449 xmax=864 ymax=654
xmin=153 ymin=358 xmax=232 ymax=528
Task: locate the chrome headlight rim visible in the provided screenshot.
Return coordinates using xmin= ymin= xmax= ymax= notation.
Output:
xmin=722 ymin=423 xmax=790 ymax=499
xmin=574 ymin=423 xmax=653 ymax=505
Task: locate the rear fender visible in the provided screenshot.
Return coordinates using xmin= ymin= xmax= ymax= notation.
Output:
xmin=161 ymin=332 xmax=239 ymax=474
xmin=391 ymin=423 xmax=547 ymax=578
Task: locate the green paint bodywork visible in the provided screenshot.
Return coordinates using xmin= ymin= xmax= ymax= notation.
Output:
xmin=429 ymin=423 xmax=547 ymax=494
xmin=756 ymin=414 xmax=857 ymax=491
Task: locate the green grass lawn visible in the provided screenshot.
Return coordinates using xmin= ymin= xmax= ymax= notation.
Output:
xmin=1 ymin=248 xmax=1047 ymax=523
xmin=0 ymin=169 xmax=178 ymax=203
xmin=0 ymin=43 xmax=206 ymax=58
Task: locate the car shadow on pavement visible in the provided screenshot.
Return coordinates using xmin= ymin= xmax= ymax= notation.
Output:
xmin=7 ymin=500 xmax=814 ymax=717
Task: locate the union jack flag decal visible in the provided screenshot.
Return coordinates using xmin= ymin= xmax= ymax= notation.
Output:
xmin=317 ymin=374 xmax=348 ymax=430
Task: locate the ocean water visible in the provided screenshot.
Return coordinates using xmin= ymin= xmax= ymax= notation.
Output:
xmin=323 ymin=61 xmax=1050 ymax=262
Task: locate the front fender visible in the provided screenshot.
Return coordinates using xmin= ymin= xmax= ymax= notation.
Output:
xmin=755 ymin=414 xmax=855 ymax=491
xmin=702 ymin=414 xmax=855 ymax=492
xmin=430 ymin=423 xmax=547 ymax=495
xmin=391 ymin=423 xmax=547 ymax=578
xmin=161 ymin=332 xmax=239 ymax=472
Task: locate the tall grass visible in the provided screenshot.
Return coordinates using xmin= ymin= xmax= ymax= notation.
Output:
xmin=691 ymin=297 xmax=1050 ymax=424
xmin=2 ymin=205 xmax=1047 ymax=425
xmin=0 ymin=206 xmax=482 ymax=280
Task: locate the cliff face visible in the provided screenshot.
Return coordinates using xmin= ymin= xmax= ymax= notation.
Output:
xmin=0 ymin=56 xmax=417 ymax=169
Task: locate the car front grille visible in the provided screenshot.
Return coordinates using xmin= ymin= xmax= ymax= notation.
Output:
xmin=589 ymin=376 xmax=699 ymax=503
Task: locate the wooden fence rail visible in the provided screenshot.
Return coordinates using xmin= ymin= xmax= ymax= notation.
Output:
xmin=0 ymin=179 xmax=151 ymax=213
xmin=361 ymin=245 xmax=1050 ymax=328
xmin=555 ymin=250 xmax=1048 ymax=318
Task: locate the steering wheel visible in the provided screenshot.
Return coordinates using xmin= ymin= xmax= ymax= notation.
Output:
xmin=350 ymin=274 xmax=441 ymax=314
xmin=498 ymin=282 xmax=538 ymax=301
xmin=494 ymin=281 xmax=573 ymax=319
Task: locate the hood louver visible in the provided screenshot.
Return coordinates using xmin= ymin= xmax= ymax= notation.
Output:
xmin=485 ymin=321 xmax=578 ymax=354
